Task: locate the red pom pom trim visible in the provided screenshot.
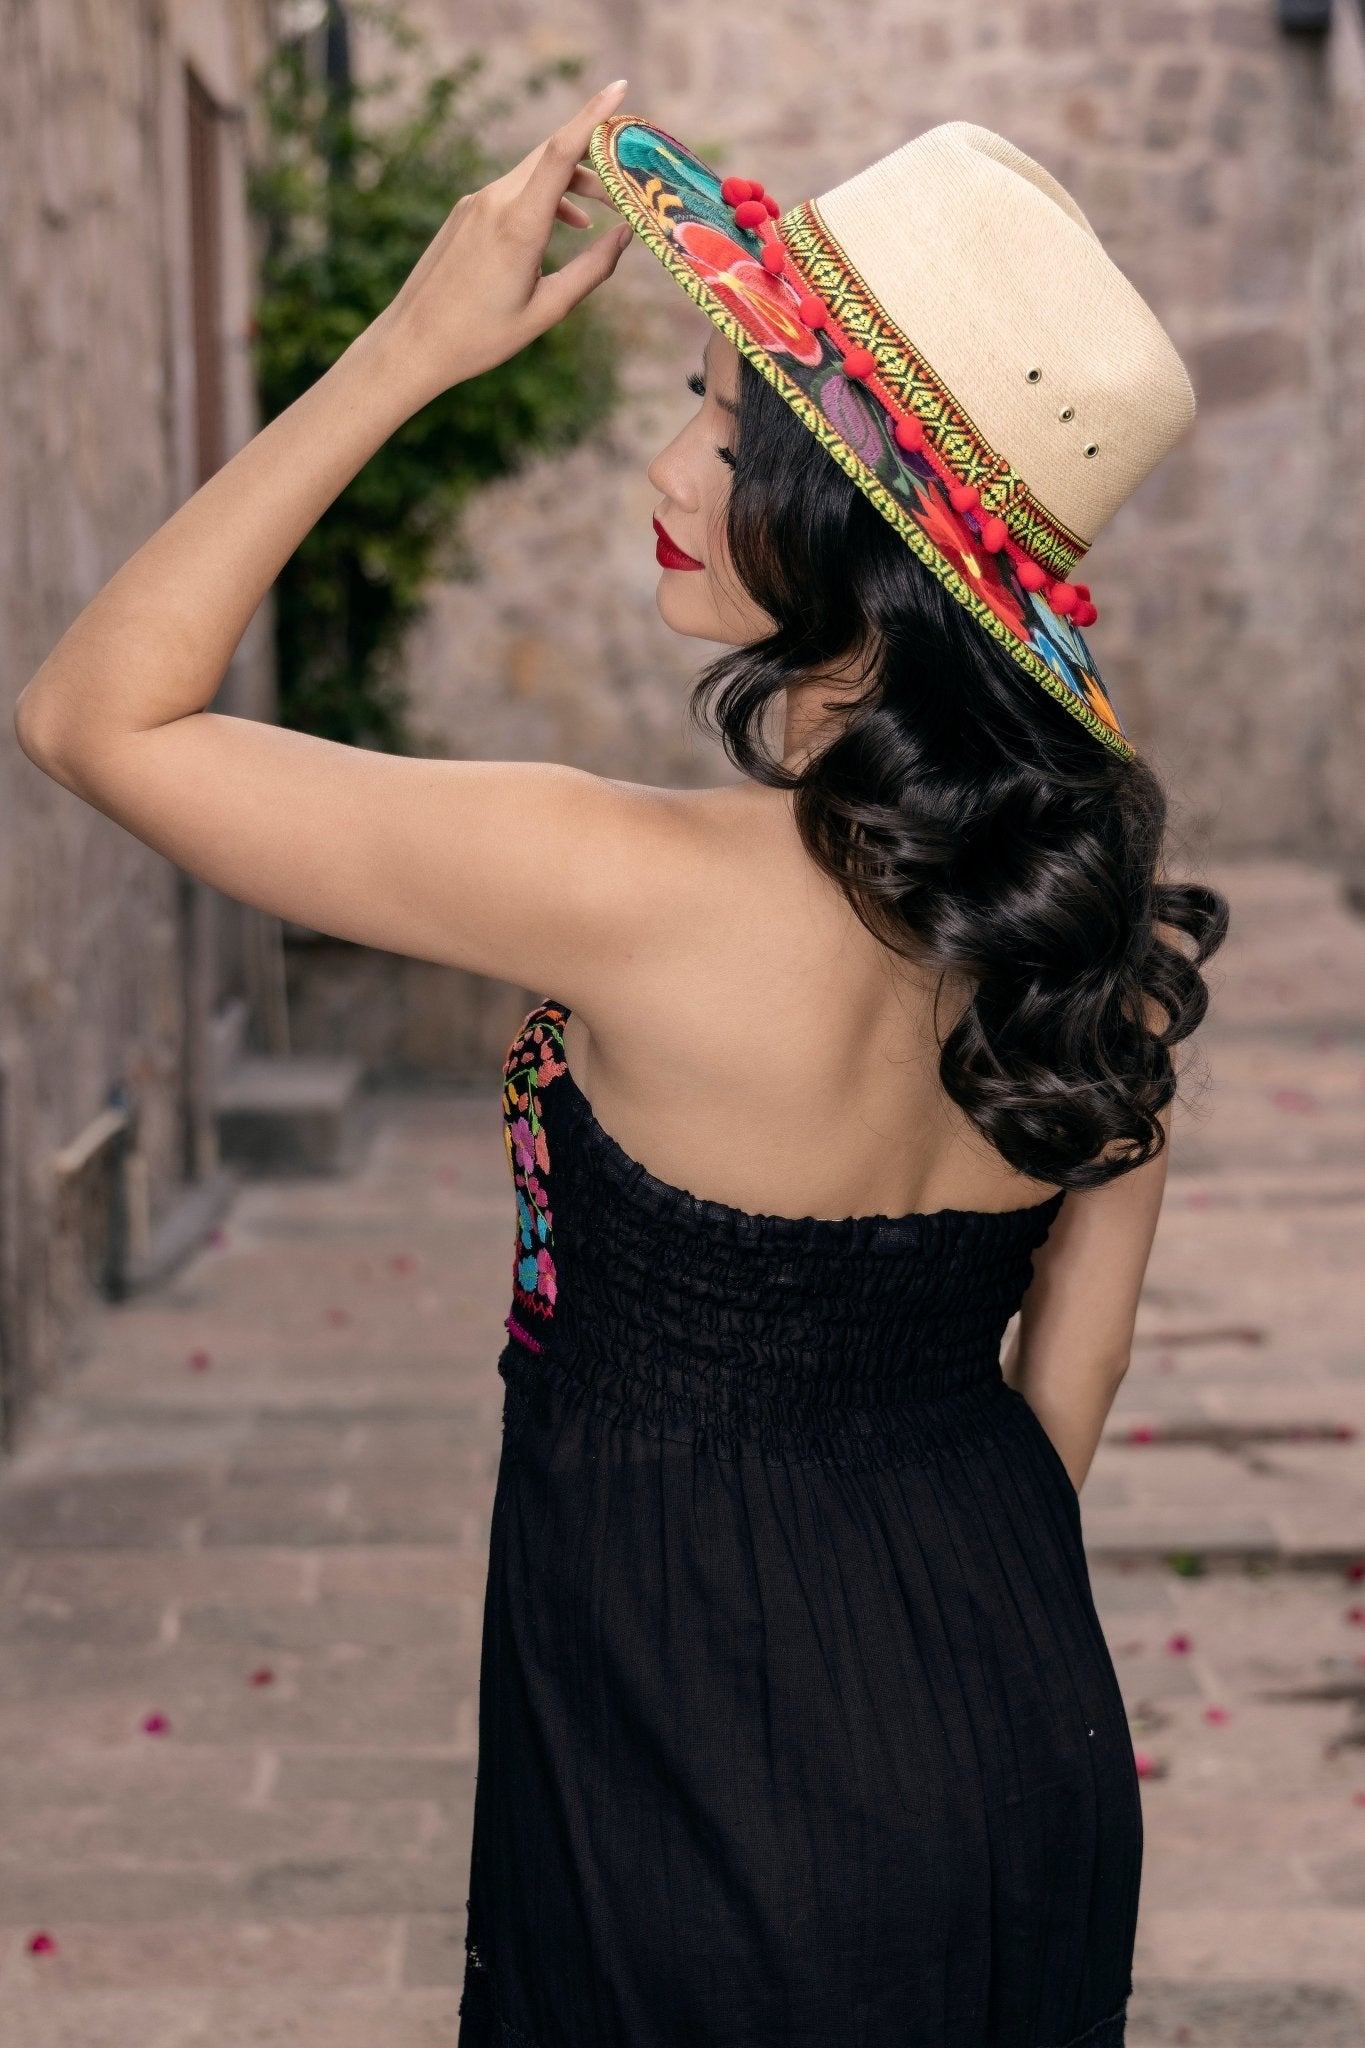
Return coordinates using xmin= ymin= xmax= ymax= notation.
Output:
xmin=948 ymin=482 xmax=980 ymax=515
xmin=1048 ymin=582 xmax=1079 ymax=617
xmin=894 ymin=415 xmax=925 ymax=452
xmin=1073 ymin=599 xmax=1099 ymax=628
xmin=797 ymin=295 xmax=827 ymax=329
xmin=720 ymin=178 xmax=752 ymax=206
xmin=980 ymin=515 xmax=1008 ymax=553
xmin=732 ymin=199 xmax=769 ymax=231
xmin=841 ymin=347 xmax=876 ymax=380
xmin=1017 ymin=559 xmax=1049 ymax=592
xmin=760 ymin=242 xmax=786 ymax=273
xmin=763 ymin=194 xmax=781 ymax=218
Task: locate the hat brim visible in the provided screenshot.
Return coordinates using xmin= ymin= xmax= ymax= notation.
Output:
xmin=588 ymin=114 xmax=1134 ymax=761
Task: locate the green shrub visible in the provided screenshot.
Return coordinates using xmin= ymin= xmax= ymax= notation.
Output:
xmin=247 ymin=10 xmax=622 ymax=750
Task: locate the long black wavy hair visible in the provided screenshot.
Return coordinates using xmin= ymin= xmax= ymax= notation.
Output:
xmin=688 ymin=351 xmax=1230 ymax=1192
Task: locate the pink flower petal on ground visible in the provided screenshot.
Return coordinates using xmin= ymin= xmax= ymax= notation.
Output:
xmin=1346 ymin=1560 xmax=1365 ymax=1582
xmin=1353 ymin=1790 xmax=1365 ymax=1806
xmin=1166 ymin=1634 xmax=1192 ymax=1655
xmin=389 ymin=1253 xmax=417 ymax=1275
xmin=1270 ymin=1088 xmax=1318 ymax=1113
xmin=1129 ymin=1423 xmax=1158 ymax=1444
xmin=1133 ymin=1749 xmax=1169 ymax=1778
xmin=1156 ymin=1355 xmax=1177 ymax=1374
xmin=188 ymin=1349 xmax=212 ymax=1371
xmin=1346 ymin=1606 xmax=1365 ymax=1627
xmin=1203 ymin=1705 xmax=1231 ymax=1725
xmin=1188 ymin=1190 xmax=1210 ymax=1208
xmin=26 ymin=1932 xmax=57 ymax=1955
xmin=325 ymin=1307 xmax=349 ymax=1328
xmin=207 ymin=1227 xmax=228 ymax=1248
xmin=141 ymin=1712 xmax=170 ymax=1735
xmin=248 ymin=1667 xmax=275 ymax=1687
xmin=1334 ymin=1425 xmax=1357 ymax=1441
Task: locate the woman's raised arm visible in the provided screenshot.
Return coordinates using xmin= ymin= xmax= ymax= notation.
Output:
xmin=12 ymin=79 xmax=656 ymax=1003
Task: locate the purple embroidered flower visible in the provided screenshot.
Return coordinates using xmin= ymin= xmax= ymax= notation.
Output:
xmin=820 ymin=370 xmax=884 ymax=468
xmin=510 ymin=1115 xmax=536 ymax=1175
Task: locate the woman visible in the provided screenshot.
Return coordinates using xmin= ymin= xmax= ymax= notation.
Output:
xmin=16 ymin=77 xmax=1228 ymax=2048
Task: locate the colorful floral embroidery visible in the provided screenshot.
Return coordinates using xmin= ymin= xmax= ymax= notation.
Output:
xmin=916 ymin=489 xmax=1032 ymax=639
xmin=501 ymin=1001 xmax=569 ymax=1352
xmin=589 ymin=115 xmax=1135 ymax=761
xmin=672 ymin=221 xmax=824 ymax=366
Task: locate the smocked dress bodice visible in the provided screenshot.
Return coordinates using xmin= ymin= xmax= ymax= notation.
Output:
xmin=499 ymin=997 xmax=1065 ymax=1465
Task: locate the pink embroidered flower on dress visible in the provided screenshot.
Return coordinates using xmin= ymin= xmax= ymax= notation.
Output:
xmin=511 ymin=1116 xmax=536 ymax=1175
xmin=536 ymin=1248 xmax=557 ymax=1305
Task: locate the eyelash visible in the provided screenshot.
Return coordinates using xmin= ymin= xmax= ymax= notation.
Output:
xmin=687 ymin=370 xmax=737 ymax=468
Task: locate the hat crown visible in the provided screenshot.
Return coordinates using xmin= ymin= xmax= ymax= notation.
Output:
xmin=811 ymin=121 xmax=1196 ymax=545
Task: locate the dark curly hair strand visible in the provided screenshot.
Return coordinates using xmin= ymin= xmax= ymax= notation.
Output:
xmin=687 ymin=352 xmax=1230 ymax=1193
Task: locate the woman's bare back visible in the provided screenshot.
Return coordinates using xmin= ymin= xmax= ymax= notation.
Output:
xmin=561 ymin=779 xmax=1064 ymax=1223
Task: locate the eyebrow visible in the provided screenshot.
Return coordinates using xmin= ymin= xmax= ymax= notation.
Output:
xmin=702 ymin=339 xmax=740 ymax=418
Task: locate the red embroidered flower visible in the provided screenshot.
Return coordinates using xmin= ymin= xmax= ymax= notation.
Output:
xmin=916 ymin=491 xmax=1030 ymax=637
xmin=673 ymin=222 xmax=823 ymax=367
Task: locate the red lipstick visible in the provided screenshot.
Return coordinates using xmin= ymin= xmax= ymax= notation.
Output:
xmin=653 ymin=515 xmax=704 ymax=571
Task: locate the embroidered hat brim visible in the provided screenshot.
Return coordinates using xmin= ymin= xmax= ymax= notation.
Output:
xmin=588 ymin=113 xmax=1136 ymax=761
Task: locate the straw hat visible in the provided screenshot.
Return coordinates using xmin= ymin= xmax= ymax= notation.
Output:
xmin=588 ymin=114 xmax=1197 ymax=761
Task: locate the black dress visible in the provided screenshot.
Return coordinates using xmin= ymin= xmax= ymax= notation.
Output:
xmin=458 ymin=999 xmax=1141 ymax=2048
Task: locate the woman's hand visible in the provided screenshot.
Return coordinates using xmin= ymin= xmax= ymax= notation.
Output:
xmin=376 ymin=76 xmax=634 ymax=405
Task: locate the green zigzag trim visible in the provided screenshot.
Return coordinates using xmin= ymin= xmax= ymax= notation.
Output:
xmin=588 ymin=124 xmax=1135 ymax=764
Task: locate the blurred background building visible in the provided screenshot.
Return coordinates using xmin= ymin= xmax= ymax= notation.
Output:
xmin=1 ymin=0 xmax=1363 ymax=1444
xmin=0 ymin=0 xmax=279 ymax=1440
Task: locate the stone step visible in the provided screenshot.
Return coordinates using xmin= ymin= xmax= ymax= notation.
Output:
xmin=214 ymin=1053 xmax=375 ymax=1177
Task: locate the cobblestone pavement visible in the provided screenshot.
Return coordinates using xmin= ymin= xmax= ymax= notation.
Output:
xmin=1 ymin=856 xmax=1363 ymax=2046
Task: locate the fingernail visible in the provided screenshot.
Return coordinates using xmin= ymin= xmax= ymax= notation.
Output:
xmin=600 ymin=78 xmax=628 ymax=95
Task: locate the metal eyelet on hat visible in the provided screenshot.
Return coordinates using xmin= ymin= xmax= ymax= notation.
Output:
xmin=1084 ymin=442 xmax=1099 ymax=458
xmin=1025 ymin=366 xmax=1042 ymax=382
xmin=1058 ymin=405 xmax=1075 ymax=422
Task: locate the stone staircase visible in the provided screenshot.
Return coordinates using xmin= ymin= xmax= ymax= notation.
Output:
xmin=210 ymin=993 xmax=375 ymax=1180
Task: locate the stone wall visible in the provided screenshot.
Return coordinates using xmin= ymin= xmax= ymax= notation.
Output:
xmin=0 ymin=0 xmax=274 ymax=1442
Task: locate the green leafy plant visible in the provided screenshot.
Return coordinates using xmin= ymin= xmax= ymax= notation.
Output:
xmin=247 ymin=7 xmax=623 ymax=750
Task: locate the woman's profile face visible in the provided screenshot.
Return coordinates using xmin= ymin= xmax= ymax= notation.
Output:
xmin=646 ymin=327 xmax=775 ymax=647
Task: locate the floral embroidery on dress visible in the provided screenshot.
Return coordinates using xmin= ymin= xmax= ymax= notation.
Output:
xmin=501 ymin=1000 xmax=569 ymax=1353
